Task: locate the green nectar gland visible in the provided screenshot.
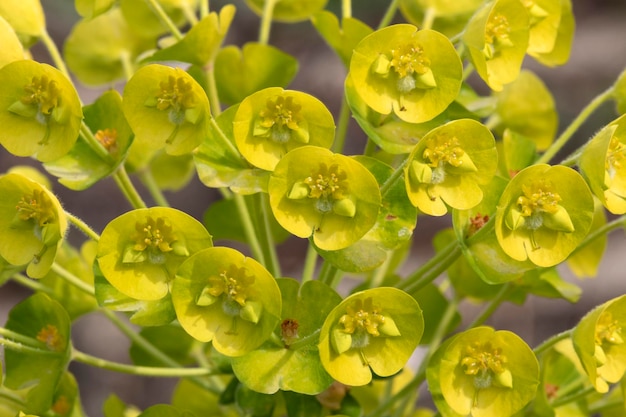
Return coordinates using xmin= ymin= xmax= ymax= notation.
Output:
xmin=461 ymin=341 xmax=513 ymax=390
xmin=127 ymin=216 xmax=187 ymax=264
xmin=15 ymin=188 xmax=55 ymax=231
xmin=254 ymin=95 xmax=309 ymax=144
xmin=594 ymin=312 xmax=624 ymax=366
xmin=289 ymin=163 xmax=356 ymax=218
xmin=197 ymin=264 xmax=262 ymax=324
xmin=332 ymin=297 xmax=400 ymax=355
xmin=484 ymin=13 xmax=513 ymax=59
xmin=154 ymin=75 xmax=196 ymax=126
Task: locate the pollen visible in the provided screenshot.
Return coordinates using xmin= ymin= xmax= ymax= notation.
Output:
xmin=595 ymin=312 xmax=624 ymax=346
xmin=16 ymin=189 xmax=55 ymax=227
xmin=516 ymin=180 xmax=561 ymax=217
xmin=390 ymin=43 xmax=430 ymax=79
xmin=304 ymin=163 xmax=347 ymax=200
xmin=461 ymin=342 xmax=507 ymax=376
xmin=207 ymin=264 xmax=255 ymax=307
xmin=95 ymin=128 xmax=118 ymax=152
xmin=259 ymin=95 xmax=302 ymax=131
xmin=339 ymin=297 xmax=386 ymax=337
xmin=36 ymin=324 xmax=64 ymax=352
xmin=422 ymin=134 xmax=466 ymax=168
xmin=21 ymin=74 xmax=60 ymax=116
xmin=155 ymin=74 xmax=195 ymax=113
xmin=606 ymin=136 xmax=626 ymax=178
xmin=485 ymin=13 xmax=512 ymax=46
xmin=132 ymin=216 xmax=176 ymax=253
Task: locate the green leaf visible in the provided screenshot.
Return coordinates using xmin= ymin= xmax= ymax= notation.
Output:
xmin=566 ymin=199 xmax=607 ymax=278
xmin=142 ymin=5 xmax=235 ymax=67
xmin=244 ymin=0 xmax=328 ymax=22
xmin=44 ymin=90 xmax=133 ymax=190
xmin=214 ymin=43 xmax=298 ymax=106
xmin=282 ymin=392 xmax=323 ymax=417
xmin=138 ymin=404 xmax=195 ymax=417
xmin=74 ymin=0 xmax=115 ymax=18
xmin=231 ymin=279 xmax=341 ymax=394
xmin=129 ymin=325 xmax=195 ymax=367
xmin=171 ymin=379 xmax=228 ymax=416
xmin=103 ymin=394 xmax=141 ymax=417
xmin=4 ymin=293 xmax=71 ymax=414
xmin=235 ymin=384 xmax=276 ymax=417
xmin=143 ymin=151 xmax=196 ymax=191
xmin=311 ymin=12 xmax=373 ymax=66
xmin=119 ymin=0 xmax=195 ymax=38
xmin=411 ymin=283 xmax=461 ymax=345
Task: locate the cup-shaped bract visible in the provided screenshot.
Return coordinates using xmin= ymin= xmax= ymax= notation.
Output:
xmin=463 ymin=0 xmax=530 ymax=91
xmin=244 ymin=0 xmax=328 ymax=22
xmin=349 ymin=24 xmax=462 ymax=124
xmin=579 ymin=115 xmax=626 ymax=215
xmin=96 ymin=207 xmax=213 ymax=301
xmin=0 ymin=60 xmax=83 ymax=162
xmin=122 ymin=64 xmax=210 ymax=167
xmin=495 ymin=164 xmax=594 ymax=267
xmin=0 ymin=173 xmax=67 ymax=278
xmin=268 ymin=146 xmax=381 ymax=251
xmin=64 ymin=8 xmax=154 ymax=86
xmin=573 ymin=294 xmax=626 ymax=393
xmin=398 ymin=0 xmax=483 ymax=37
xmin=524 ymin=0 xmax=574 ymax=67
xmin=233 ymin=88 xmax=335 ymax=171
xmin=0 ymin=16 xmax=24 ymax=69
xmin=171 ymin=247 xmax=282 ymax=357
xmin=0 ymin=0 xmax=45 ymax=47
xmin=404 ymin=119 xmax=498 ymax=216
xmin=435 ymin=327 xmax=539 ymax=417
xmin=318 ymin=287 xmax=423 ymax=386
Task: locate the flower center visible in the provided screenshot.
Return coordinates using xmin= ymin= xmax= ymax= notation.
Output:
xmin=485 ymin=13 xmax=511 ymax=45
xmin=132 ymin=217 xmax=176 ymax=254
xmin=21 ymin=75 xmax=60 ymax=120
xmin=390 ymin=43 xmax=431 ymax=79
xmin=596 ymin=312 xmax=624 ymax=346
xmin=36 ymin=324 xmax=63 ymax=352
xmin=254 ymin=95 xmax=309 ymax=144
xmin=95 ymin=128 xmax=118 ymax=153
xmin=517 ymin=180 xmax=561 ymax=218
xmin=423 ymin=135 xmax=466 ymax=169
xmin=155 ymin=75 xmax=195 ymax=124
xmin=339 ymin=297 xmax=386 ymax=338
xmin=305 ymin=163 xmax=346 ymax=200
xmin=16 ymin=189 xmax=55 ymax=227
xmin=207 ymin=264 xmax=255 ymax=308
xmin=461 ymin=342 xmax=511 ymax=389
xmin=606 ymin=136 xmax=626 ymax=180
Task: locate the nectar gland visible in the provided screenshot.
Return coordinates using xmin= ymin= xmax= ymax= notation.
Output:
xmin=461 ymin=342 xmax=513 ymax=389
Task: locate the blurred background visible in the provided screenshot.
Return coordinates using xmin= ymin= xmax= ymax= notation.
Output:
xmin=2 ymin=0 xmax=626 ymax=415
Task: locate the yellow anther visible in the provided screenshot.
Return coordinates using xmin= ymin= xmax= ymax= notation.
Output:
xmin=36 ymin=324 xmax=63 ymax=352
xmin=259 ymin=95 xmax=302 ymax=131
xmin=21 ymin=74 xmax=60 ymax=116
xmin=16 ymin=189 xmax=55 ymax=227
xmin=304 ymin=163 xmax=347 ymax=200
xmin=516 ymin=180 xmax=562 ymax=217
xmin=422 ymin=135 xmax=467 ymax=168
xmin=207 ymin=264 xmax=255 ymax=307
xmin=461 ymin=342 xmax=507 ymax=377
xmin=390 ymin=43 xmax=430 ymax=78
xmin=95 ymin=128 xmax=118 ymax=152
xmin=339 ymin=298 xmax=386 ymax=337
xmin=485 ymin=13 xmax=512 ymax=46
xmin=606 ymin=136 xmax=626 ymax=176
xmin=595 ymin=312 xmax=624 ymax=346
xmin=132 ymin=217 xmax=176 ymax=253
xmin=155 ymin=75 xmax=195 ymax=113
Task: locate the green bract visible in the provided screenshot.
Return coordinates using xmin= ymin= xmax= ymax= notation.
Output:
xmin=171 ymin=246 xmax=281 ymax=357
xmin=404 ymin=119 xmax=498 ymax=216
xmin=74 ymin=0 xmax=115 ymax=18
xmin=433 ymin=327 xmax=539 ymax=417
xmin=244 ymin=0 xmax=328 ymax=22
xmin=0 ymin=60 xmax=83 ymax=162
xmin=120 ymin=0 xmax=198 ymax=38
xmin=268 ymin=146 xmax=381 ymax=251
xmin=491 ymin=69 xmax=558 ymax=151
xmin=233 ymin=87 xmax=335 ymax=171
xmin=0 ymin=0 xmax=45 ymax=47
xmin=579 ymin=115 xmax=626 ymax=215
xmin=349 ymin=24 xmax=462 ymax=123
xmin=398 ymin=0 xmax=483 ymax=37
xmin=122 ymin=64 xmax=210 ymax=167
xmin=463 ymin=0 xmax=530 ymax=91
xmin=495 ymin=164 xmax=594 ymax=267
xmin=318 ymin=287 xmax=423 ymax=386
xmin=573 ymin=295 xmax=626 ymax=393
xmin=64 ymin=8 xmax=154 ymax=86
xmin=525 ymin=0 xmax=575 ymax=66
xmin=0 ymin=15 xmax=24 ymax=69
xmin=0 ymin=173 xmax=67 ymax=279
xmin=96 ymin=207 xmax=213 ymax=301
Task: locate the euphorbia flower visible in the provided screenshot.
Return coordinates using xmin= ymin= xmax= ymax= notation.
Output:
xmin=573 ymin=294 xmax=626 ymax=393
xmin=431 ymin=327 xmax=539 ymax=417
xmin=523 ymin=0 xmax=574 ymax=66
xmin=404 ymin=119 xmax=498 ymax=216
xmin=0 ymin=60 xmax=82 ymax=162
xmin=171 ymin=246 xmax=282 ymax=357
xmin=495 ymin=164 xmax=594 ymax=267
xmin=579 ymin=115 xmax=626 ymax=214
xmin=318 ymin=287 xmax=423 ymax=386
xmin=463 ymin=0 xmax=530 ymax=91
xmin=96 ymin=207 xmax=213 ymax=301
xmin=349 ymin=24 xmax=462 ymax=123
xmin=122 ymin=64 xmax=210 ymax=168
xmin=0 ymin=173 xmax=67 ymax=278
xmin=233 ymin=87 xmax=335 ymax=171
xmin=0 ymin=0 xmax=45 ymax=47
xmin=244 ymin=0 xmax=328 ymax=22
xmin=268 ymin=146 xmax=381 ymax=251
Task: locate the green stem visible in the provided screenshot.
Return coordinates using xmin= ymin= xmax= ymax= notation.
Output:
xmin=0 ymin=337 xmax=58 ymax=355
xmin=181 ymin=1 xmax=199 ymax=25
xmin=533 ymin=329 xmax=572 ymax=356
xmin=138 ymin=169 xmax=171 ymax=207
xmin=369 ymin=254 xmax=393 ymax=288
xmin=319 ymin=261 xmax=340 ymax=287
xmin=363 ymin=137 xmax=378 ymax=156
xmin=536 ymin=86 xmax=615 ymax=164
xmin=288 ymin=329 xmax=322 ymax=350
xmin=233 ymin=193 xmax=267 ymax=266
xmin=51 ymin=262 xmax=94 ymax=295
xmin=259 ymin=0 xmax=277 ymax=45
xmin=572 ymin=215 xmax=626 ymax=255
xmin=550 ymin=385 xmax=597 ymax=408
xmin=467 ymin=283 xmax=514 ymax=328
xmin=209 ymin=117 xmax=242 ymax=159
xmin=421 ymin=7 xmax=436 ymax=30
xmin=380 ymin=156 xmax=409 ymax=197
xmin=200 ymin=0 xmax=209 ymax=19
xmin=259 ymin=193 xmax=282 ymax=277
xmin=0 ymin=327 xmax=48 ymax=349
xmin=119 ymin=49 xmax=135 ymax=81
xmin=145 ymin=0 xmax=184 ymax=40
xmin=342 ymin=0 xmax=352 ymax=18
xmin=113 ymin=166 xmax=148 ymax=209
xmin=332 ymin=96 xmax=352 ymax=153
xmin=12 ymin=273 xmax=56 ymax=295
xmin=65 ymin=211 xmax=101 ymax=241
xmin=301 ymin=243 xmax=318 ymax=283
xmin=71 ymin=349 xmax=213 ymax=377
xmin=398 ymin=240 xmax=462 ymax=293
xmin=205 ymin=61 xmax=223 ymax=116
xmin=377 ymin=0 xmax=399 ymax=29
xmin=39 ymin=28 xmax=71 ymax=81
